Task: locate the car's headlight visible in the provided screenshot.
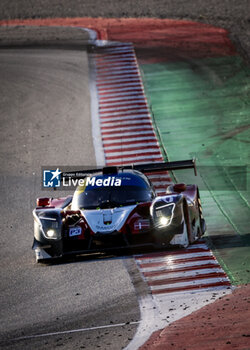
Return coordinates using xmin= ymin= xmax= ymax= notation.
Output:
xmin=155 ymin=203 xmax=175 ymax=228
xmin=159 ymin=216 xmax=171 ymax=226
xmin=39 ymin=217 xmax=61 ymax=240
xmin=46 ymin=229 xmax=57 ymax=239
xmin=33 ymin=208 xmax=62 ymax=240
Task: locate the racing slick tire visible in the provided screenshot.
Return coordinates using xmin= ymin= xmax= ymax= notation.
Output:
xmin=197 ymin=195 xmax=206 ymax=238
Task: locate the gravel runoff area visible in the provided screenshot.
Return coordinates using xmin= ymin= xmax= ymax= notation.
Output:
xmin=140 ymin=284 xmax=250 ymax=350
xmin=0 ymin=0 xmax=249 ymax=62
xmin=0 ymin=26 xmax=90 ymax=46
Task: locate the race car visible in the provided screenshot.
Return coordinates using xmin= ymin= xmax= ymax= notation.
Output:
xmin=32 ymin=160 xmax=206 ymax=262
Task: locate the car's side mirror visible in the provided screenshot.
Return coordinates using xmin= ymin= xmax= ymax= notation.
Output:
xmin=36 ymin=197 xmax=51 ymax=207
xmin=166 ymin=183 xmax=187 ymax=194
xmin=173 ymin=183 xmax=187 ymax=193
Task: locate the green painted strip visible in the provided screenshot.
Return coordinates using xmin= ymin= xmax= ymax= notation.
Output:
xmin=141 ymin=56 xmax=250 ymax=284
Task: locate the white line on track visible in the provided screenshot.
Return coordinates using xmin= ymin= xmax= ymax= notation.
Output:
xmin=98 ymin=85 xmax=142 ymax=93
xmin=103 ymin=141 xmax=157 ymax=148
xmin=97 ymin=78 xmax=142 ymax=87
xmin=105 ymin=154 xmax=163 ymax=162
xmin=100 ymin=112 xmax=149 ymax=119
xmin=97 ymin=61 xmax=136 ymax=67
xmin=100 ymin=106 xmax=148 ymax=114
xmin=97 ymin=66 xmax=138 ymax=73
xmin=11 ymin=321 xmax=140 ymax=341
xmin=105 ymin=149 xmax=162 ymax=158
xmin=96 ymin=50 xmax=134 ymax=56
xmin=136 ymin=251 xmax=213 ymax=263
xmin=103 ymin=133 xmax=154 ymax=141
xmin=102 ymin=120 xmax=152 ymax=133
xmin=97 ymin=75 xmax=140 ymax=83
xmin=96 ymin=62 xmax=137 ymax=69
xmin=104 ymin=142 xmax=158 ymax=150
xmin=97 ymin=69 xmax=138 ymax=80
xmin=100 ymin=105 xmax=148 ymax=113
xmin=99 ymin=94 xmax=146 ymax=102
xmin=101 ymin=118 xmax=150 ymax=127
xmin=100 ymin=94 xmax=145 ymax=101
xmin=97 ymin=67 xmax=138 ymax=74
xmin=98 ymin=83 xmax=142 ymax=90
xmin=95 ymin=57 xmax=136 ymax=65
xmin=102 ymin=130 xmax=156 ymax=138
xmin=97 ymin=62 xmax=137 ymax=68
xmin=98 ymin=48 xmax=134 ymax=54
xmin=105 ymin=156 xmax=163 ymax=163
xmin=134 ymin=243 xmax=210 ymax=257
xmin=101 ymin=117 xmax=150 ymax=124
xmin=106 ymin=161 xmax=163 ymax=168
xmin=146 ymin=268 xmax=226 ymax=281
xmin=106 ymin=159 xmax=163 ymax=166
xmin=103 ymin=136 xmax=157 ymax=144
xmin=100 ymin=109 xmax=149 ymax=117
xmin=97 ymin=62 xmax=137 ymax=70
xmin=97 ymin=51 xmax=134 ymax=56
xmin=101 ymin=114 xmax=150 ymax=123
xmin=96 ymin=47 xmax=134 ymax=53
xmin=140 ymin=259 xmax=220 ymax=272
xmin=100 ymin=98 xmax=146 ymax=108
xmin=98 ymin=82 xmax=143 ymax=90
xmin=93 ymin=54 xmax=135 ymax=61
xmin=105 ymin=148 xmax=161 ymax=155
xmin=93 ymin=48 xmax=134 ymax=54
xmin=102 ymin=126 xmax=152 ymax=134
xmin=153 ymin=285 xmax=233 ymax=298
xmin=150 ymin=277 xmax=230 ymax=291
xmin=98 ymin=80 xmax=142 ymax=89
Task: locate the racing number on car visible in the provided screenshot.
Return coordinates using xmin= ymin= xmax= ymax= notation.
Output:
xmin=69 ymin=227 xmax=82 ymax=237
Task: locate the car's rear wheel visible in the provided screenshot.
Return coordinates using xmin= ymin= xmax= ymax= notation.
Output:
xmin=197 ymin=195 xmax=206 ymax=238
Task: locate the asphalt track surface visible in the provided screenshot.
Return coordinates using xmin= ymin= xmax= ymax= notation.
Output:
xmin=0 ymin=29 xmax=140 ymax=349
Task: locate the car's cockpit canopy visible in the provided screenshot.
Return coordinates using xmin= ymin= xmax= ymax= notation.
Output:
xmin=71 ymin=171 xmax=155 ymax=210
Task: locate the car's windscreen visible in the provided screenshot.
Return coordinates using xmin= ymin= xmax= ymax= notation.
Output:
xmin=75 ymin=185 xmax=152 ymax=209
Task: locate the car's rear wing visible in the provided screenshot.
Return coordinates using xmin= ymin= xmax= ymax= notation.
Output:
xmin=126 ymin=159 xmax=197 ymax=175
xmin=62 ymin=159 xmax=197 ymax=179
